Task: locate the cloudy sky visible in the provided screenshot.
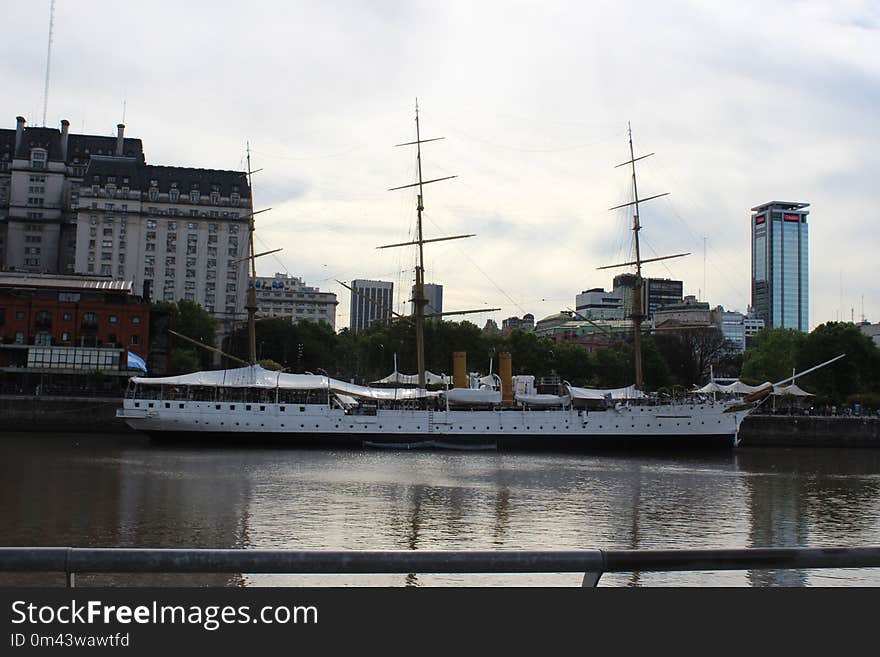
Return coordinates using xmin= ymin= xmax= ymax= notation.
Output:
xmin=4 ymin=0 xmax=878 ymax=329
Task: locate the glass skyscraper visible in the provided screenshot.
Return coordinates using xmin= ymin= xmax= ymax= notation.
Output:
xmin=751 ymin=201 xmax=809 ymax=331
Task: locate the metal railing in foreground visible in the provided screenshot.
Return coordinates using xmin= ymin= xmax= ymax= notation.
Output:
xmin=2 ymin=546 xmax=880 ymax=587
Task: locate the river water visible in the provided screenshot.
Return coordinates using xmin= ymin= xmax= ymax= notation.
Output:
xmin=2 ymin=432 xmax=880 ymax=587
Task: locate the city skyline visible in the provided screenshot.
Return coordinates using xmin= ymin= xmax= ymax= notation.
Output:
xmin=2 ymin=1 xmax=878 ymax=330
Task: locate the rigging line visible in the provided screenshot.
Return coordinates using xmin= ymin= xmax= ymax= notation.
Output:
xmin=421 ymin=211 xmax=527 ymax=315
xmin=441 ymin=125 xmax=623 ymax=154
xmin=253 ymin=233 xmax=294 ymax=278
xmin=657 ymin=196 xmax=750 ymax=307
xmin=248 ymin=146 xmax=367 ymax=161
xmin=634 ymin=176 xmax=749 ymax=308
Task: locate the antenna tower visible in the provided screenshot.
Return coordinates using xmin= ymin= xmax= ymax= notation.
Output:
xmin=42 ymin=0 xmax=55 ymax=127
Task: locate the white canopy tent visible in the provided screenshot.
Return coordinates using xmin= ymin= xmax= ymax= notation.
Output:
xmin=132 ymin=365 xmax=434 ymax=401
xmin=719 ymin=380 xmax=772 ymax=395
xmin=772 ymin=383 xmax=814 ymax=397
xmin=694 ymin=381 xmax=725 ymax=394
xmin=370 ymin=370 xmax=450 ymax=386
xmin=566 ymin=384 xmax=646 ymax=400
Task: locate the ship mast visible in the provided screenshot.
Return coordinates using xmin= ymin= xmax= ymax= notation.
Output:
xmin=598 ymin=124 xmax=688 ymax=389
xmin=627 ymin=126 xmax=645 ymax=388
xmin=245 ymin=144 xmax=258 ymax=365
xmin=384 ymin=101 xmax=462 ymax=388
xmin=242 ymin=143 xmax=278 ymax=366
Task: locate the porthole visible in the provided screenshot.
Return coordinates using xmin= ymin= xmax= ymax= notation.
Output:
xmin=215 ymin=404 xmax=221 ymax=410
xmin=245 ymin=405 xmax=251 ymax=411
xmin=165 ymin=402 xmax=170 ymax=409
xmin=179 ymin=403 xmax=184 ymax=409
xmin=260 ymin=406 xmax=266 ymax=411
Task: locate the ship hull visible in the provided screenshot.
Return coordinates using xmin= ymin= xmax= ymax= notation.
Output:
xmin=142 ymin=429 xmax=737 ymax=450
xmin=119 ymin=398 xmax=749 ymax=450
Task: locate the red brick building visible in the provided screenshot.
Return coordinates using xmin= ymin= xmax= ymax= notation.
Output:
xmin=0 ymin=273 xmax=149 ymax=392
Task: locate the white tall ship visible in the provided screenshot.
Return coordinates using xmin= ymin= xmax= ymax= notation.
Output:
xmin=119 ymin=117 xmax=759 ymax=448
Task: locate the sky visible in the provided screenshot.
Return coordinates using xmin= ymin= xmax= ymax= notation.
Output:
xmin=3 ymin=0 xmax=879 ymax=330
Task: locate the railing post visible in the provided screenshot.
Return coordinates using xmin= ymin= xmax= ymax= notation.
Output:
xmin=66 ymin=571 xmax=75 ymax=588
xmin=582 ymin=571 xmax=602 ymax=587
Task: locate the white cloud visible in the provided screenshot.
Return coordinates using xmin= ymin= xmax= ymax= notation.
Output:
xmin=3 ymin=0 xmax=878 ymax=327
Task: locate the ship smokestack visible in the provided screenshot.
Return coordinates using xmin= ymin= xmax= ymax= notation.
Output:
xmin=453 ymin=351 xmax=467 ymax=388
xmin=499 ymin=352 xmax=513 ymax=406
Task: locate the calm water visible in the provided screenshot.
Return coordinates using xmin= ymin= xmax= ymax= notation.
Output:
xmin=2 ymin=432 xmax=880 ymax=586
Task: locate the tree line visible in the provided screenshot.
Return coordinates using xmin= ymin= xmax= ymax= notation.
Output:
xmin=159 ymin=300 xmax=880 ymax=406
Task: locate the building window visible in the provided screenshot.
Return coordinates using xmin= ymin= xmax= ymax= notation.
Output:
xmin=31 ymin=149 xmax=47 ymax=170
xmin=35 ymin=310 xmax=52 ymax=327
xmin=148 ymin=187 xmax=159 ymax=202
xmin=190 ymin=190 xmax=199 ymax=203
xmin=130 ymin=335 xmax=140 ymax=345
xmin=132 ymin=316 xmax=141 ymax=325
xmin=15 ymin=332 xmax=25 ymax=344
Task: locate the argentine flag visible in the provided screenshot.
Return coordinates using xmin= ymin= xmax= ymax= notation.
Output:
xmin=127 ymin=351 xmax=148 ymax=373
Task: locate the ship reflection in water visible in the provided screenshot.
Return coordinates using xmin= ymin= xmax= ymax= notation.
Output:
xmin=1 ymin=433 xmax=879 ymax=586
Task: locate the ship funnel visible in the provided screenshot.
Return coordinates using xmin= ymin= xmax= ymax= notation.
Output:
xmin=499 ymin=352 xmax=513 ymax=406
xmin=453 ymin=351 xmax=467 ymax=388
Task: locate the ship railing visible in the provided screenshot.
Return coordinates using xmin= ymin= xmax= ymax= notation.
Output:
xmin=2 ymin=546 xmax=880 ymax=587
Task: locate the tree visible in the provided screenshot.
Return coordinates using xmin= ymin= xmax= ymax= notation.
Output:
xmin=654 ymin=326 xmax=727 ymax=388
xmin=223 ymin=318 xmax=338 ymax=374
xmin=796 ymin=322 xmax=880 ymax=403
xmin=740 ymin=328 xmax=806 ymax=385
xmin=154 ymin=300 xmax=219 ymax=373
